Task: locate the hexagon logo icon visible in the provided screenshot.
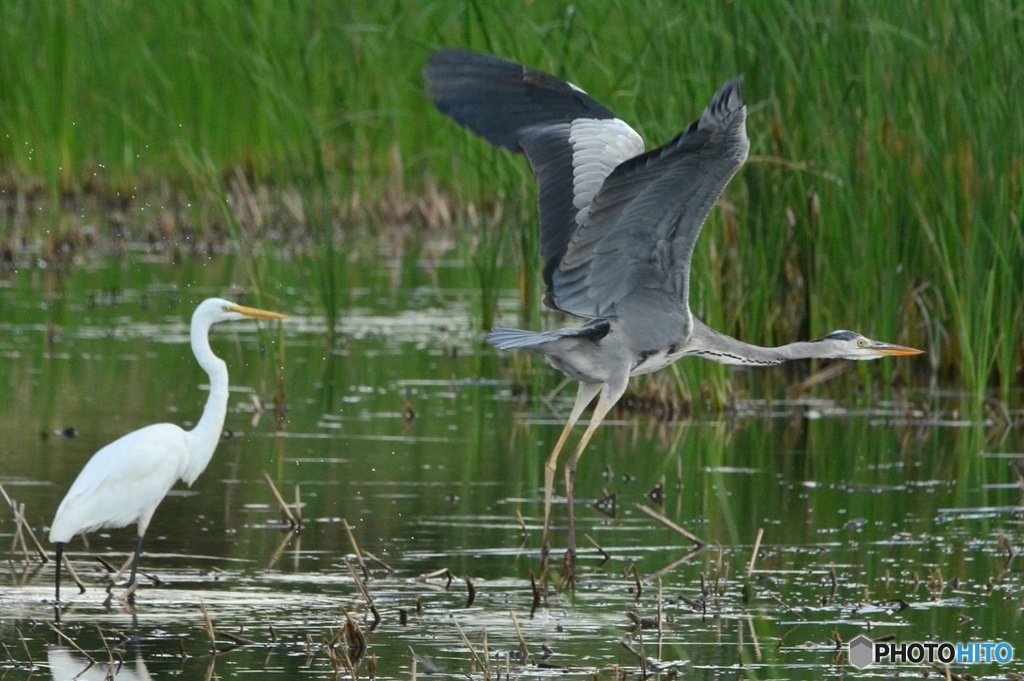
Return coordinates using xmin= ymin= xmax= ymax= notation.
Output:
xmin=849 ymin=635 xmax=875 ymax=669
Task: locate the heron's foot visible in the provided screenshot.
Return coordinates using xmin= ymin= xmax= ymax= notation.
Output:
xmin=562 ymin=548 xmax=577 ymax=590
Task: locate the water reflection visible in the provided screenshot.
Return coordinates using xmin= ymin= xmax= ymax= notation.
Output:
xmin=49 ymin=647 xmax=151 ymax=681
xmin=1 ymin=256 xmax=1022 ymax=680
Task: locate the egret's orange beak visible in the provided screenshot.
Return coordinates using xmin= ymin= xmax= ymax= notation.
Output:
xmin=232 ymin=304 xmax=287 ymax=321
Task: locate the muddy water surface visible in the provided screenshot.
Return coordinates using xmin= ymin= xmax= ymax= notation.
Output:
xmin=1 ymin=253 xmax=1021 ymax=679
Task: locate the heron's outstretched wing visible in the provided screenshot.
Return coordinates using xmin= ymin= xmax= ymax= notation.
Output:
xmin=551 ymin=79 xmax=748 ymax=319
xmin=425 ymin=49 xmax=645 ymax=308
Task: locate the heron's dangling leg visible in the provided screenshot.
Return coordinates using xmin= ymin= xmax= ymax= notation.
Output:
xmin=562 ymin=378 xmax=627 ymax=586
xmin=126 ymin=534 xmax=144 ymax=604
xmin=542 ymin=381 xmax=601 ymax=572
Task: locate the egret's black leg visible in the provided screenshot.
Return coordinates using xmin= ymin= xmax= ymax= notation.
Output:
xmin=126 ymin=535 xmax=144 ymax=604
xmin=54 ymin=541 xmax=66 ymax=604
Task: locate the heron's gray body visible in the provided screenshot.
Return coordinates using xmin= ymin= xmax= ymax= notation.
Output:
xmin=490 ymin=312 xmax=688 ymax=384
xmin=426 ymin=49 xmax=922 ymax=580
xmin=427 ymin=50 xmax=750 ymax=392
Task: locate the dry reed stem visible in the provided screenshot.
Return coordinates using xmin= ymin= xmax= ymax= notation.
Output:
xmin=304 ymin=633 xmax=315 ymax=661
xmin=16 ymin=629 xmax=33 ymax=667
xmin=419 ymin=567 xmax=454 ymax=588
xmin=482 ymin=627 xmax=490 ymax=678
xmin=0 ymin=484 xmax=48 ymax=563
xmin=747 ymin=617 xmax=762 ymax=662
xmin=216 ymin=629 xmax=257 ymax=646
xmin=634 ymin=504 xmax=707 ymax=547
xmin=262 ymin=471 xmax=298 ymax=528
xmin=202 ymin=656 xmax=217 ymax=681
xmin=362 ymin=549 xmax=394 ymax=574
xmin=342 ymin=518 xmax=370 ymax=579
xmin=326 ymin=627 xmax=355 ymax=677
xmin=769 ymin=592 xmax=806 ymax=620
xmin=736 ymin=613 xmax=744 ymax=666
xmin=625 ymin=564 xmax=642 ymax=602
xmin=267 ymin=528 xmax=296 ymax=569
xmin=199 ymin=601 xmax=217 ymax=653
xmin=96 ymin=624 xmax=120 ymax=671
xmin=13 ymin=504 xmax=33 ymax=565
xmin=340 ymin=608 xmax=368 ymax=672
xmin=647 ymin=547 xmax=705 ymax=580
xmin=509 ymin=611 xmax=530 ymax=665
xmin=656 ymin=578 xmax=664 ymax=661
xmin=266 ymin=618 xmax=277 ymax=644
xmin=582 ymin=533 xmax=611 ymax=565
xmin=9 ymin=509 xmax=28 ymax=563
xmin=108 ymin=554 xmax=159 ymax=587
xmin=452 ymin=620 xmax=486 ymax=675
xmin=47 ymin=622 xmax=96 ymax=663
xmin=515 ymin=507 xmax=528 ymax=541
xmin=619 ymin=633 xmax=647 ymax=670
xmin=529 ymin=573 xmax=541 ymax=615
xmin=747 ymin=527 xmax=764 ymax=578
xmin=113 ymin=555 xmax=132 ymax=581
xmin=345 ymin=561 xmax=381 ymax=629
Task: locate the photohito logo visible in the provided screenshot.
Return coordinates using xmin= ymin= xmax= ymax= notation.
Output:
xmin=849 ymin=635 xmax=1015 ymax=669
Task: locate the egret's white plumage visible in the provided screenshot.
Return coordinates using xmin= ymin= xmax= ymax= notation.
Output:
xmin=50 ymin=424 xmax=187 ymax=541
xmin=49 ymin=297 xmax=286 ymax=603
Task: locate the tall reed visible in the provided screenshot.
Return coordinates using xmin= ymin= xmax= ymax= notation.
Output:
xmin=0 ymin=1 xmax=1020 ymax=400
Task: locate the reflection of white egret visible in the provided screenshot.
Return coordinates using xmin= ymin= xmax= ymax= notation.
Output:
xmin=49 ymin=299 xmax=286 ymax=603
xmin=48 ymin=646 xmax=152 ymax=680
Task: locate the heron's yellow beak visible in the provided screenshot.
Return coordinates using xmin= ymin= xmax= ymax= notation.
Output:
xmin=231 ymin=304 xmax=287 ymax=321
xmin=870 ymin=341 xmax=923 ymax=356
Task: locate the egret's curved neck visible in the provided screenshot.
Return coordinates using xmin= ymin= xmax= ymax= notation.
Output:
xmin=183 ymin=321 xmax=229 ymax=485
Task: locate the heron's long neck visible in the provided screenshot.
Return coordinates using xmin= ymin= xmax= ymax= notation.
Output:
xmin=687 ymin=319 xmax=827 ymax=367
xmin=183 ymin=324 xmax=229 ymax=485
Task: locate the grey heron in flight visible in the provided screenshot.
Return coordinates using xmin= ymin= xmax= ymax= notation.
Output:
xmin=426 ymin=49 xmax=922 ymax=582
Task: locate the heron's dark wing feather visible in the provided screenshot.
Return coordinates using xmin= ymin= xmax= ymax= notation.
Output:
xmin=551 ymin=79 xmax=748 ymax=320
xmin=425 ymin=49 xmax=645 ymax=307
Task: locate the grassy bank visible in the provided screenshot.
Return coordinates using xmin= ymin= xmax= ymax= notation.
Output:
xmin=0 ymin=0 xmax=1021 ymax=398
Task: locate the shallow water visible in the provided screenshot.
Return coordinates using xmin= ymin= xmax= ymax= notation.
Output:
xmin=1 ymin=253 xmax=1022 ymax=679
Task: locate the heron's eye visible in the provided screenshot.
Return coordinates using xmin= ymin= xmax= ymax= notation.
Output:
xmin=857 ymin=338 xmax=869 ymax=348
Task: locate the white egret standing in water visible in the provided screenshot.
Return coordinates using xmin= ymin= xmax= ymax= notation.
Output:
xmin=49 ymin=298 xmax=286 ymax=603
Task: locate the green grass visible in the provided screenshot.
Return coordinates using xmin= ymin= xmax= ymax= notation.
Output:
xmin=0 ymin=0 xmax=1021 ymax=399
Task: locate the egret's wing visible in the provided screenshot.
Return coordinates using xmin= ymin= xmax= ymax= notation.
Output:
xmin=550 ymin=79 xmax=748 ymax=319
xmin=425 ymin=49 xmax=645 ymax=311
xmin=49 ymin=424 xmax=186 ymax=541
